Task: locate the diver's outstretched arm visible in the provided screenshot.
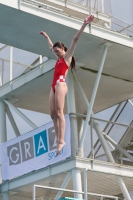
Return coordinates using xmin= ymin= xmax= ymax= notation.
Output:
xmin=39 ymin=31 xmax=58 ymax=58
xmin=39 ymin=31 xmax=53 ymax=49
xmin=65 ymin=15 xmax=94 ymax=62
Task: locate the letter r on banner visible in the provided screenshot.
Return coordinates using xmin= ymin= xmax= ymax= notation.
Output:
xmin=21 ymin=137 xmax=34 ymax=162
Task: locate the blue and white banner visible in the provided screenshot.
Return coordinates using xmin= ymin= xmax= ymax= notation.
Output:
xmin=0 ymin=115 xmax=71 ymax=181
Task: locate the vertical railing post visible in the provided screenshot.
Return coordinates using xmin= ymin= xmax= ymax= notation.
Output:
xmin=90 ymin=118 xmax=94 ymax=160
xmin=39 ymin=55 xmax=42 ymax=64
xmin=32 ymin=185 xmax=35 ymax=200
xmin=84 ymin=169 xmax=87 ymax=200
xmin=120 ymin=152 xmax=123 ymax=164
xmin=10 ymin=46 xmax=13 ymax=81
xmin=2 ymin=59 xmax=4 ymax=85
xmin=89 ymin=0 xmax=92 ymax=15
xmin=89 ymin=0 xmax=92 ymax=33
xmin=0 ymin=70 xmax=2 ymax=86
xmin=94 ymin=0 xmax=97 ymax=10
xmin=101 ymin=0 xmax=104 ymax=13
xmin=1 ymin=59 xmax=4 ymax=86
xmin=0 ymin=101 xmax=7 ymax=143
xmin=77 ymin=117 xmax=84 ymax=157
xmin=18 ymin=0 xmax=21 ymax=9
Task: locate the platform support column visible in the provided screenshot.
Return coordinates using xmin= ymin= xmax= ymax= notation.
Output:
xmin=72 ymin=169 xmax=83 ymax=199
xmin=78 ymin=43 xmax=109 ymax=153
xmin=0 ymin=101 xmax=7 ymax=143
xmin=66 ymin=70 xmax=78 ymax=156
xmin=2 ymin=193 xmax=9 ymax=200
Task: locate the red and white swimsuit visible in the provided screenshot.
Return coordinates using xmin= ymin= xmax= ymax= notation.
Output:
xmin=51 ymin=57 xmax=69 ymax=93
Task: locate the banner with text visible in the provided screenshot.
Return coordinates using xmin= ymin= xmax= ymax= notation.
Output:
xmin=0 ymin=115 xmax=71 ymax=181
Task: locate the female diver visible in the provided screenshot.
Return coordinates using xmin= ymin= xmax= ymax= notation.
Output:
xmin=40 ymin=15 xmax=94 ymax=155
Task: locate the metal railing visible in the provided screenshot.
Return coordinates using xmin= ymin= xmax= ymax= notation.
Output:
xmin=25 ymin=0 xmax=133 ymax=36
xmin=69 ymin=0 xmax=133 ymax=36
xmin=69 ymin=98 xmax=133 ymax=167
xmin=0 ymin=47 xmax=49 ymax=87
xmin=33 ymin=184 xmax=118 ymax=200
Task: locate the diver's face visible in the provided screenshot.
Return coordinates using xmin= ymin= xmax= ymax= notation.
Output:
xmin=53 ymin=47 xmax=65 ymax=58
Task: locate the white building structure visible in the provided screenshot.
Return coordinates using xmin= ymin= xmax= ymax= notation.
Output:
xmin=0 ymin=0 xmax=133 ymax=200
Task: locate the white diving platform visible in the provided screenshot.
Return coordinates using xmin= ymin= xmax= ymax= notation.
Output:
xmin=0 ymin=1 xmax=133 ymax=114
xmin=1 ymin=157 xmax=133 ymax=200
xmin=0 ymin=1 xmax=133 ymax=200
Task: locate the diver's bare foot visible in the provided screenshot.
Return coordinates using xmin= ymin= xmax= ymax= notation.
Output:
xmin=56 ymin=141 xmax=66 ymax=156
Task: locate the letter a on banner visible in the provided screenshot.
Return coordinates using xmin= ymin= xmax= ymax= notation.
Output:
xmin=37 ymin=136 xmax=46 ymax=153
xmin=34 ymin=130 xmax=48 ymax=156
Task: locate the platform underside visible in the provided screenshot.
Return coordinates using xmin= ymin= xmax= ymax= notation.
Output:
xmin=0 ymin=3 xmax=133 ymax=114
xmin=2 ymin=65 xmax=133 ymax=115
xmin=1 ymin=173 xmax=132 ymax=200
xmin=1 ymin=158 xmax=133 ymax=200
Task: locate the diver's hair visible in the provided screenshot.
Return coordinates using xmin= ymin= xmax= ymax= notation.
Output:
xmin=53 ymin=42 xmax=75 ymax=70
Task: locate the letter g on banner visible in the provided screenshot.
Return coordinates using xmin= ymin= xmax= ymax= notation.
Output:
xmin=7 ymin=143 xmax=21 ymax=165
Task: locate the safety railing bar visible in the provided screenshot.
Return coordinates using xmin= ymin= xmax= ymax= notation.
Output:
xmin=120 ymin=24 xmax=133 ymax=33
xmin=22 ymin=0 xmax=63 ymax=12
xmin=0 ymin=59 xmax=53 ymax=88
xmin=23 ymin=0 xmax=133 ymax=29
xmin=93 ymin=103 xmax=122 ymax=158
xmin=69 ymin=113 xmax=133 ymax=128
xmin=94 ymin=152 xmax=106 ymax=159
xmin=87 ymin=168 xmax=133 ymax=178
xmin=112 ymin=22 xmax=133 ymax=34
xmin=112 ymin=15 xmax=133 ymax=26
xmin=94 ymin=101 xmax=128 ymax=157
xmin=112 ymin=22 xmax=128 ymax=29
xmin=34 ymin=185 xmax=118 ymax=199
xmin=0 ymin=57 xmax=33 ymax=68
xmin=92 ymin=117 xmax=130 ymax=128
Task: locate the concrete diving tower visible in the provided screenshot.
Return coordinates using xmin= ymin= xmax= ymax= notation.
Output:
xmin=0 ymin=0 xmax=133 ymax=200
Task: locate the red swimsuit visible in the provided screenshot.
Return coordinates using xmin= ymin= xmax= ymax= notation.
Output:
xmin=51 ymin=57 xmax=69 ymax=93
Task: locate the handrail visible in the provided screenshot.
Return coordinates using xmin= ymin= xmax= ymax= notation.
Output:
xmin=69 ymin=112 xmax=133 ymax=128
xmin=0 ymin=58 xmax=52 ymax=87
xmin=22 ymin=0 xmax=63 ymax=12
xmin=33 ymin=185 xmax=118 ymax=200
